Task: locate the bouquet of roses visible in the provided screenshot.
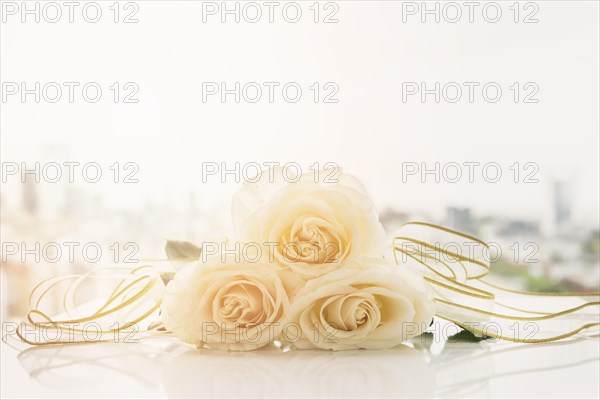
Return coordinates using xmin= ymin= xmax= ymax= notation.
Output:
xmin=162 ymin=168 xmax=434 ymax=350
xmin=14 ymin=168 xmax=599 ymax=350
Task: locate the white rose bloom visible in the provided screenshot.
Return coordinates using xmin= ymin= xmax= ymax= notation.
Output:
xmin=232 ymin=167 xmax=386 ymax=279
xmin=288 ymin=257 xmax=435 ymax=350
xmin=161 ymin=255 xmax=293 ymax=351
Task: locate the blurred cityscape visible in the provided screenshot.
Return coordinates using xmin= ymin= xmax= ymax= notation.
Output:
xmin=1 ymin=177 xmax=599 ymax=321
xmin=380 ymin=179 xmax=600 ymax=294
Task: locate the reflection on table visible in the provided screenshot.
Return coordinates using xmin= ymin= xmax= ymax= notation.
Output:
xmin=5 ymin=329 xmax=599 ymax=399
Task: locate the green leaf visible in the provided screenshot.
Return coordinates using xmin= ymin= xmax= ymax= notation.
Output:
xmin=165 ymin=240 xmax=202 ymax=262
xmin=447 ymin=328 xmax=488 ymax=343
xmin=161 ymin=272 xmax=176 ymax=286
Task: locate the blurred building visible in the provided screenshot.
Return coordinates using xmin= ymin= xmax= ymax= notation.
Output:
xmin=554 ymin=181 xmax=571 ymax=228
xmin=445 ymin=207 xmax=475 ymax=234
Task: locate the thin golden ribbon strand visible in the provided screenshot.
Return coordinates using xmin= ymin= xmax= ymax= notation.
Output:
xmin=15 ymin=265 xmax=165 ymax=345
xmin=13 ymin=222 xmax=600 ymax=346
xmin=394 ymin=221 xmax=600 ymax=343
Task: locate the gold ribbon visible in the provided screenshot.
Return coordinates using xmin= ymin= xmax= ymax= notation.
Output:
xmin=394 ymin=222 xmax=600 ymax=342
xmin=15 ymin=265 xmax=165 ymax=345
xmin=12 ymin=222 xmax=600 ymax=346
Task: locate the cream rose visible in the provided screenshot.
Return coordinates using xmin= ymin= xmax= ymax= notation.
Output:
xmin=232 ymin=168 xmax=386 ymax=279
xmin=288 ymin=257 xmax=435 ymax=350
xmin=161 ymin=255 xmax=292 ymax=351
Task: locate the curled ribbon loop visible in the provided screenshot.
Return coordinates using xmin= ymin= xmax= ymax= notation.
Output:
xmin=394 ymin=221 xmax=600 ymax=343
xmin=16 ymin=266 xmax=165 ymax=345
xmin=13 ymin=222 xmax=599 ymax=347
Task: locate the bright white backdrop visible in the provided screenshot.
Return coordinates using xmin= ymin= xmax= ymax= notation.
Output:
xmin=1 ymin=1 xmax=599 ymax=398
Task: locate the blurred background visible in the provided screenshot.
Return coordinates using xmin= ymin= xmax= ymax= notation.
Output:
xmin=1 ymin=0 xmax=599 ymax=322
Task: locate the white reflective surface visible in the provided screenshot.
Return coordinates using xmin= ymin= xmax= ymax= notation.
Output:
xmin=2 ymin=333 xmax=598 ymax=399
